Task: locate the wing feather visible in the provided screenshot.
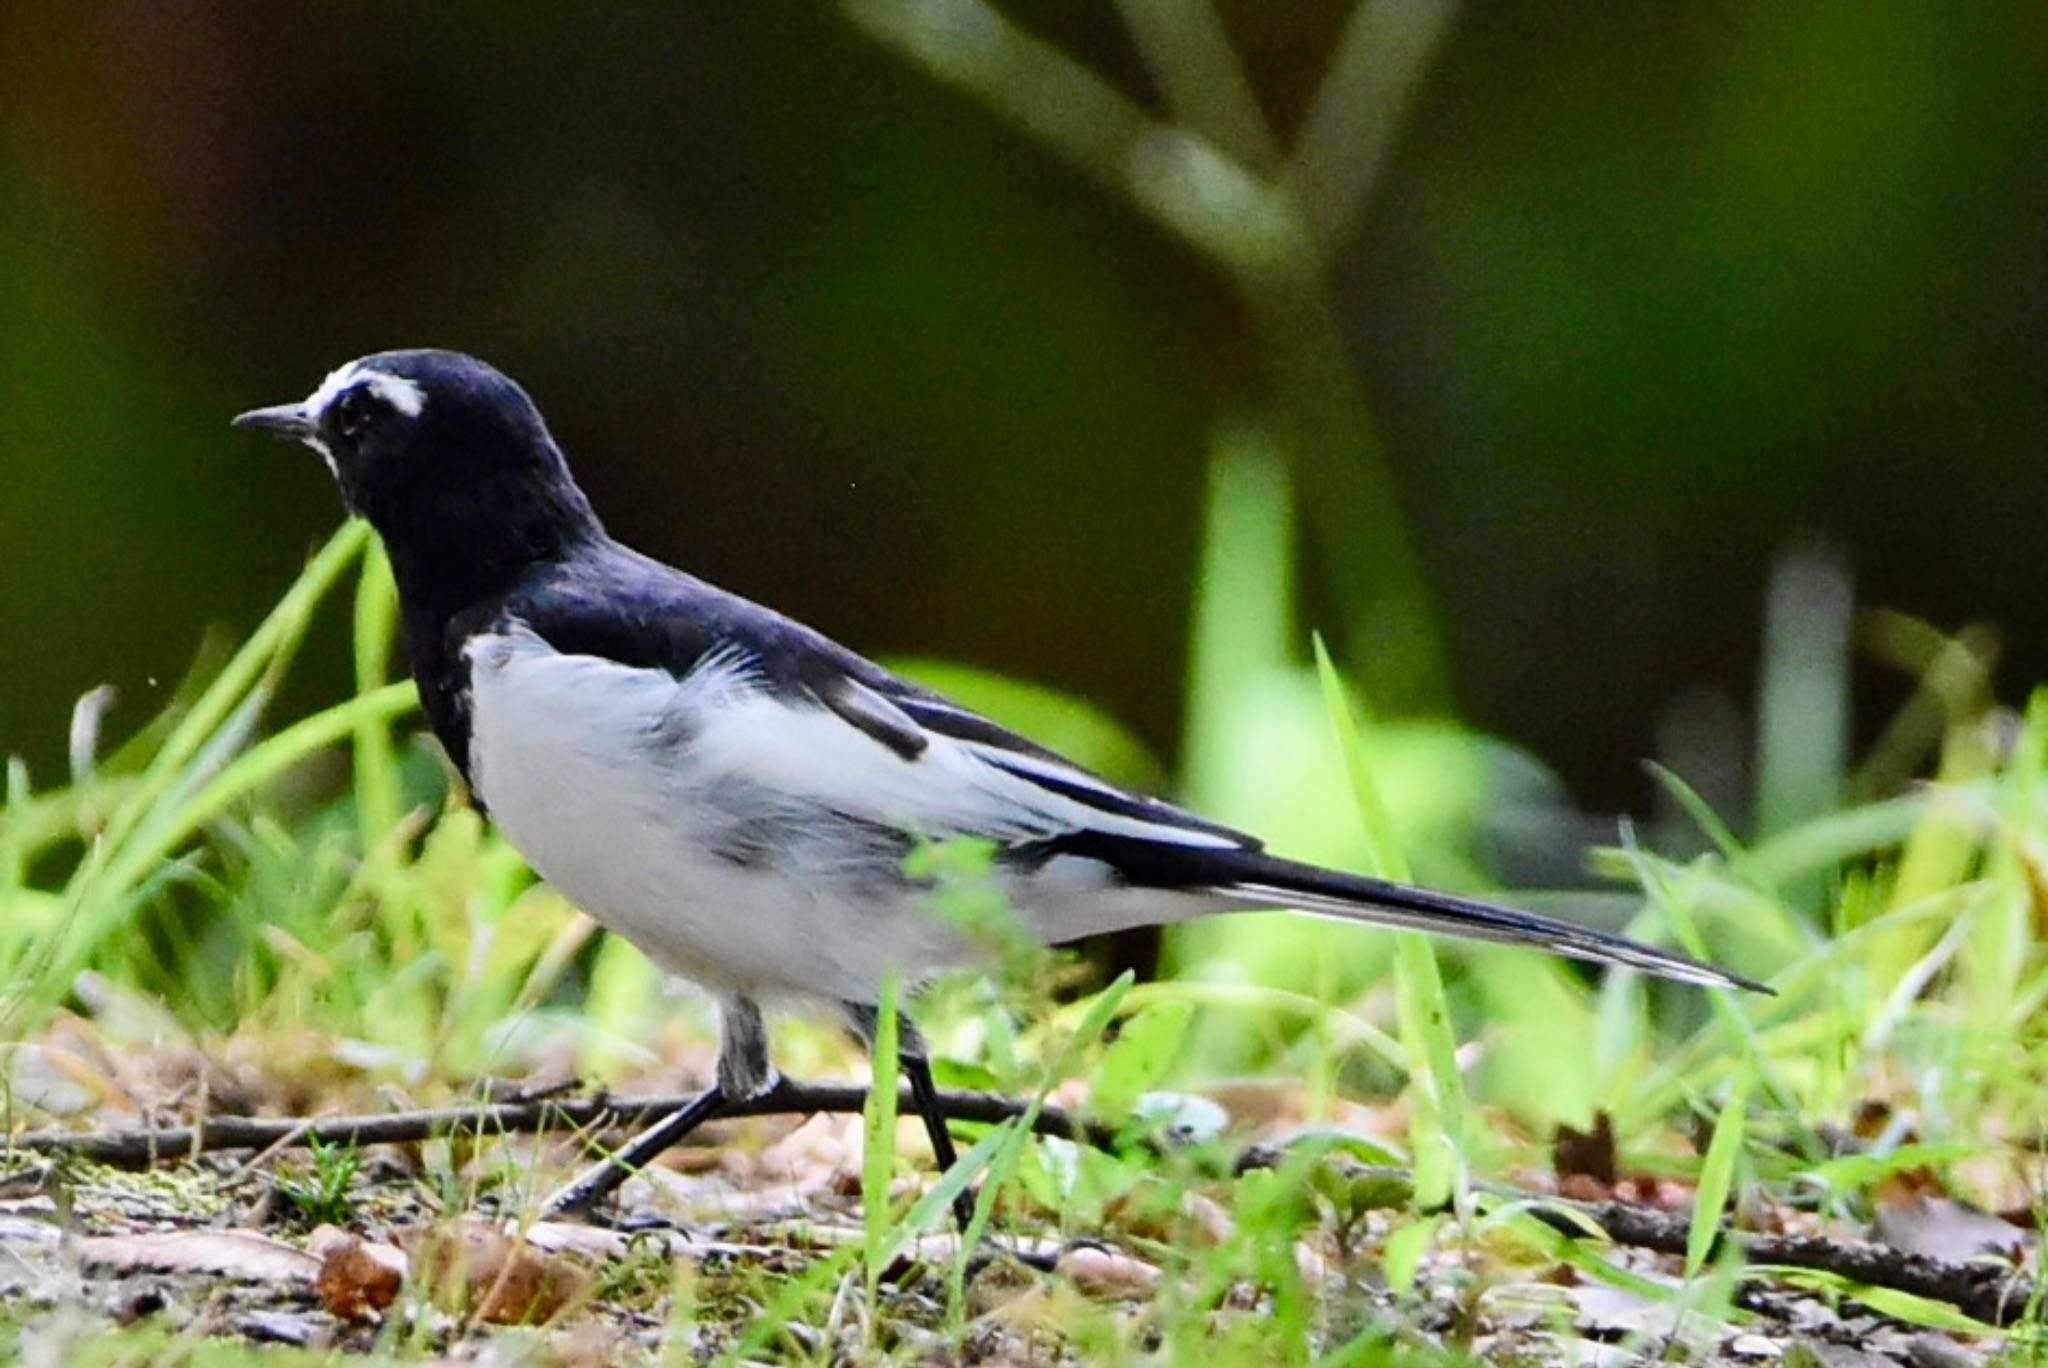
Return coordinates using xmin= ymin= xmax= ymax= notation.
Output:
xmin=688 ymin=684 xmax=1249 ymax=852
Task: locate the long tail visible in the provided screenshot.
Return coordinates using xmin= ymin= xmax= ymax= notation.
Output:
xmin=1217 ymin=851 xmax=1765 ymax=992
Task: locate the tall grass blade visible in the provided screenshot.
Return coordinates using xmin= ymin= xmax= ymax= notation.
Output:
xmin=96 ymin=520 xmax=372 ymax=860
xmin=862 ymin=971 xmax=902 ymax=1308
xmin=8 ymin=525 xmax=382 ymax=1034
xmin=1312 ymin=635 xmax=1466 ymax=1210
xmin=946 ymin=971 xmax=1134 ymax=1305
xmin=1687 ymin=1059 xmax=1753 ymax=1278
xmin=352 ymin=539 xmax=404 ymax=851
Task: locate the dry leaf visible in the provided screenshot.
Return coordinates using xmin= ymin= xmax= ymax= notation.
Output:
xmin=1180 ymin=1190 xmax=1235 ymax=1244
xmin=1874 ymin=1194 xmax=2030 ymax=1265
xmin=398 ymin=1218 xmax=591 ymax=1325
xmin=1565 ymin=1276 xmax=1708 ymax=1346
xmin=77 ymin=1230 xmax=319 ymax=1284
xmin=1554 ymin=1112 xmax=1619 ymax=1188
xmin=1054 ymin=1243 xmax=1160 ymax=1298
xmin=309 ymin=1224 xmax=406 ymax=1321
xmin=524 ymin=1221 xmax=631 ymax=1260
xmin=1203 ymin=1078 xmax=1312 ymax=1131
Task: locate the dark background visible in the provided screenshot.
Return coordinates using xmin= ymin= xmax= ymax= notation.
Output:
xmin=3 ymin=3 xmax=2043 ymax=820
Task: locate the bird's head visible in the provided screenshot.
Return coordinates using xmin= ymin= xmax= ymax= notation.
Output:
xmin=234 ymin=349 xmax=598 ymax=574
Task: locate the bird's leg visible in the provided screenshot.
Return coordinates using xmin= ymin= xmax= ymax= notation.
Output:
xmin=542 ymin=1084 xmax=724 ymax=1219
xmin=542 ymin=997 xmax=773 ymax=1219
xmin=845 ymin=1002 xmax=977 ymax=1232
xmin=904 ymin=1046 xmax=978 ymax=1232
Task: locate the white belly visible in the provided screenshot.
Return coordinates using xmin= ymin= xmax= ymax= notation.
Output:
xmin=463 ymin=628 xmax=977 ymax=1004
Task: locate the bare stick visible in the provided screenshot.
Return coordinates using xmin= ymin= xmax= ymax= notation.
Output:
xmin=6 ymin=1078 xmax=1119 ymax=1170
xmin=1533 ymin=1193 xmax=2036 ymax=1330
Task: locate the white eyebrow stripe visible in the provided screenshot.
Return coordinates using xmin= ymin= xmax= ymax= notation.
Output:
xmin=301 ymin=361 xmax=427 ymax=420
xmin=360 ymin=371 xmax=426 ymax=416
xmin=303 ymin=361 xmax=361 ymax=416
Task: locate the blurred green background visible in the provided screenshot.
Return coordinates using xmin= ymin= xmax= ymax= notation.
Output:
xmin=3 ymin=0 xmax=2044 ymax=830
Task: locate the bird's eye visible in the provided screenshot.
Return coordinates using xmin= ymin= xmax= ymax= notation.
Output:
xmin=333 ymin=387 xmax=375 ymax=439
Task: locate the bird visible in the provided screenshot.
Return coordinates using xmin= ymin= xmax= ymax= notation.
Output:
xmin=234 ymin=349 xmax=1759 ymax=1220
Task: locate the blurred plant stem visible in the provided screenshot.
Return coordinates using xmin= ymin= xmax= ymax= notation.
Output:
xmin=1181 ymin=421 xmax=1293 ymax=811
xmin=846 ymin=0 xmax=1458 ymax=710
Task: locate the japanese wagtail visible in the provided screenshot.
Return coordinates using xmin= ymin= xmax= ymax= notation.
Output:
xmin=234 ymin=349 xmax=1758 ymax=1220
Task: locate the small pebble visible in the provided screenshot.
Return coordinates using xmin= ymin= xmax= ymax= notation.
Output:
xmin=237 ymin=1309 xmax=321 ymax=1346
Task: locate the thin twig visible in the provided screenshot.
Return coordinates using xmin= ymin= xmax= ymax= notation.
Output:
xmin=1112 ymin=0 xmax=1279 ymax=171
xmin=1284 ymin=0 xmax=1460 ymax=259
xmin=7 ymin=1079 xmax=1119 ymax=1170
xmin=1540 ymin=1195 xmax=2036 ymax=1330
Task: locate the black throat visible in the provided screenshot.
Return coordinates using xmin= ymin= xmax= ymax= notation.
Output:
xmin=372 ymin=474 xmax=603 ymax=793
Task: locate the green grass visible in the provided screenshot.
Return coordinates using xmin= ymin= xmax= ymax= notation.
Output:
xmin=10 ymin=5 xmax=2040 ymax=1359
xmin=277 ymin=1134 xmax=367 ymax=1229
xmin=0 ymin=189 xmax=2040 ymax=1355
xmin=2 ymin=467 xmax=2044 ymax=1364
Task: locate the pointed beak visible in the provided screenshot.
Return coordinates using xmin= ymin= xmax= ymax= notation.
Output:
xmin=230 ymin=402 xmax=315 ymax=442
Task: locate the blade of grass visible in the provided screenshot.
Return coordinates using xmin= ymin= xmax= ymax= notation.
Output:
xmin=1382 ymin=1212 xmax=1440 ymax=1296
xmin=1757 ymin=1267 xmax=2004 ymax=1335
xmin=97 ymin=682 xmax=417 ymax=901
xmin=1312 ymin=634 xmax=1466 ymax=1210
xmin=1644 ymin=760 xmax=1748 ymax=863
xmin=96 ymin=520 xmax=373 ymax=860
xmin=946 ymin=971 xmax=1135 ymax=1307
xmin=862 ymin=971 xmax=902 ymax=1312
xmin=709 ymin=1242 xmax=864 ymax=1368
xmin=1494 ymin=1203 xmax=1690 ymax=1305
xmin=1970 ymin=689 xmax=2048 ymax=1041
xmin=1086 ymin=998 xmax=1192 ymax=1123
xmin=1613 ymin=825 xmax=1824 ymax=1163
xmin=352 ymin=539 xmax=404 ymax=851
xmin=9 ymin=521 xmax=379 ymax=1031
xmin=13 ymin=682 xmax=417 ymax=1030
xmin=1687 ymin=1059 xmax=1753 ymax=1277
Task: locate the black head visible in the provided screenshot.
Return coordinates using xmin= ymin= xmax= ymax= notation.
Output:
xmin=235 ymin=349 xmax=601 ymax=594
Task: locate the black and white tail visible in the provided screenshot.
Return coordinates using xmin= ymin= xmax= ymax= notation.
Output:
xmin=1214 ymin=850 xmax=1763 ymax=992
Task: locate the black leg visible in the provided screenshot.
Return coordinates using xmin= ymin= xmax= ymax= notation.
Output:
xmin=544 ymin=996 xmax=773 ymax=1220
xmin=902 ymin=1046 xmax=978 ymax=1232
xmin=542 ymin=1082 xmax=726 ymax=1217
xmin=844 ymin=1001 xmax=977 ymax=1232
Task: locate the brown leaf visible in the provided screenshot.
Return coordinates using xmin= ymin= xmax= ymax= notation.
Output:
xmin=1555 ymin=1172 xmax=1610 ymax=1203
xmin=77 ymin=1230 xmax=319 ymax=1284
xmin=309 ymin=1224 xmax=405 ymax=1321
xmin=397 ymin=1218 xmax=591 ymax=1325
xmin=1553 ymin=1112 xmax=1618 ymax=1187
xmin=1203 ymin=1079 xmax=1311 ymax=1131
xmin=1873 ymin=1193 xmax=2031 ymax=1265
xmin=1852 ymin=1099 xmax=1900 ymax=1142
xmin=1054 ymin=1243 xmax=1161 ymax=1299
